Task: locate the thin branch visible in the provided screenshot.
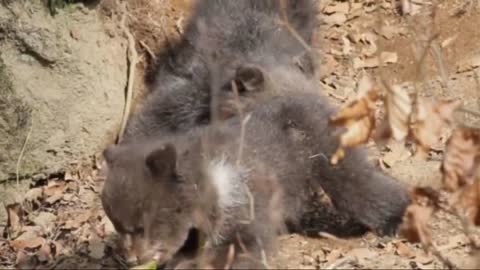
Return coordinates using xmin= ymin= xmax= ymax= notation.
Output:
xmin=223 ymin=244 xmax=235 ymax=270
xmin=139 ymin=40 xmax=156 ymax=60
xmin=278 ymin=0 xmax=312 ymax=52
xmin=16 ymin=117 xmax=34 ymax=188
xmin=117 ymin=1 xmax=138 ymax=142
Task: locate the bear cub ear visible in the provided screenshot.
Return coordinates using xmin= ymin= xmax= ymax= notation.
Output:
xmin=145 ymin=143 xmax=177 ymax=178
xmin=102 ymin=144 xmax=118 ymax=165
xmin=234 ymin=64 xmax=265 ymax=93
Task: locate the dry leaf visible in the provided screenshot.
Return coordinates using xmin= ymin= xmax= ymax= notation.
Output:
xmin=323 ymin=2 xmax=350 ymax=14
xmin=401 ymin=0 xmax=423 ymax=15
xmin=385 ymin=85 xmax=412 ymax=141
xmin=323 ymin=13 xmax=347 ymax=26
xmin=342 ymin=36 xmax=352 ymax=55
xmin=24 ymin=187 xmax=44 ymax=204
xmin=9 ymin=237 xmax=45 ymax=251
xmin=32 ymin=212 xmax=57 ymax=231
xmin=441 ymin=127 xmax=480 ymax=192
xmin=37 ymin=241 xmax=53 ymax=262
xmin=346 ymin=248 xmax=377 ymax=263
xmin=457 ymin=180 xmax=480 ymax=225
xmin=325 ymin=249 xmax=342 ymax=263
xmin=63 ymin=211 xmax=91 ymax=230
xmin=412 ymin=98 xmax=462 ymax=158
xmin=44 ymin=181 xmax=67 ymax=204
xmin=330 ymin=89 xmax=379 ymax=124
xmin=376 ymin=25 xmax=405 ymax=40
xmin=356 ymin=74 xmax=374 ymax=96
xmin=5 ymin=203 xmax=24 ymax=237
xmin=441 ymin=34 xmax=458 ymax=48
xmin=382 ymin=142 xmax=411 ymax=167
xmin=393 ymin=241 xmax=415 ymax=258
xmin=411 ymin=186 xmax=441 ymax=207
xmin=353 ymin=52 xmax=398 ymax=69
xmin=330 ymin=89 xmax=380 ymax=164
xmin=457 ymin=54 xmax=480 ymax=73
xmin=399 ymin=204 xmax=433 ymax=247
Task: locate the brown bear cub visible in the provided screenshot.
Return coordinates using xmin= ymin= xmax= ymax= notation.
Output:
xmin=101 ymin=0 xmax=411 ymax=268
xmin=102 ymin=93 xmax=410 ymax=268
xmin=123 ymin=0 xmax=319 ymax=140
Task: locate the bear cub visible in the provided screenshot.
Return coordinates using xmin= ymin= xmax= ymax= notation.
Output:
xmin=102 ymin=93 xmax=410 ymax=268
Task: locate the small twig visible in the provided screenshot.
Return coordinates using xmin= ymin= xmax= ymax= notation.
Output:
xmin=117 ymin=1 xmax=138 ymax=142
xmin=230 ymin=81 xmax=252 ymax=166
xmin=16 ymin=117 xmax=34 ymax=188
xmin=256 ymin=237 xmax=271 ymax=269
xmin=139 ymin=40 xmax=156 ymax=60
xmin=239 ymin=185 xmax=255 ymax=224
xmin=277 ymin=0 xmax=312 ymax=52
xmin=474 ymin=70 xmax=480 ymax=109
xmin=325 ymin=256 xmax=358 ymax=270
xmin=223 ymin=244 xmax=235 ymax=270
xmin=431 ymin=42 xmax=450 ymax=94
xmin=236 ymin=232 xmax=249 ymax=254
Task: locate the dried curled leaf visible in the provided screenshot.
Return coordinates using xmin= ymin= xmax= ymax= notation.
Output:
xmin=441 ymin=127 xmax=480 ymax=192
xmin=399 ymin=204 xmax=433 ymax=247
xmin=385 ymin=85 xmax=412 ymax=141
xmin=9 ymin=237 xmax=45 ymax=251
xmin=412 ymin=98 xmax=462 ymax=158
xmin=330 ymin=89 xmax=380 ymax=164
xmin=457 ymin=179 xmax=480 ymax=226
xmin=4 ymin=203 xmax=24 ymax=238
xmin=411 ymin=186 xmax=441 ymax=208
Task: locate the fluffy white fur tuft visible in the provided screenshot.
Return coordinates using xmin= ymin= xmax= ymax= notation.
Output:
xmin=208 ymin=158 xmax=248 ymax=210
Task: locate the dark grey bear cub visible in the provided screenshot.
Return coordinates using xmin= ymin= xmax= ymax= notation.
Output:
xmin=101 ymin=0 xmax=411 ymax=268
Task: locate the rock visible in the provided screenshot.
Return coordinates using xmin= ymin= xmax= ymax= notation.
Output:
xmin=0 ymin=0 xmax=126 ymax=181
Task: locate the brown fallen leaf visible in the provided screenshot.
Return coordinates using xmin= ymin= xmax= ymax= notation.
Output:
xmin=322 ymin=2 xmax=350 ymax=14
xmin=24 ymin=187 xmax=44 ymax=205
xmin=457 ymin=54 xmax=480 ymax=73
xmin=322 ymin=13 xmax=347 ymax=26
xmin=381 ymin=142 xmax=411 ymax=168
xmin=441 ymin=34 xmax=458 ymax=48
xmin=4 ymin=203 xmax=24 ymax=238
xmin=457 ymin=179 xmax=480 ymax=226
xmin=330 ymin=89 xmax=380 ymax=164
xmin=399 ymin=204 xmax=433 ymax=248
xmin=9 ymin=237 xmax=45 ymax=251
xmin=37 ymin=241 xmax=53 ymax=263
xmin=15 ymin=250 xmax=39 ymax=270
xmin=441 ymin=127 xmax=480 ymax=192
xmin=330 ymin=89 xmax=380 ymax=125
xmin=393 ymin=241 xmax=415 ymax=258
xmin=62 ymin=211 xmax=91 ymax=230
xmin=385 ymin=85 xmax=413 ymax=141
xmin=353 ymin=52 xmax=398 ymax=69
xmin=412 ymin=98 xmax=462 ymax=159
xmin=411 ymin=186 xmax=441 ymax=207
xmin=44 ymin=181 xmax=67 ymax=204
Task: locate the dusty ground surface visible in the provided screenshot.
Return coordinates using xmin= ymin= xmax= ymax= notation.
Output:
xmin=2 ymin=0 xmax=480 ymax=269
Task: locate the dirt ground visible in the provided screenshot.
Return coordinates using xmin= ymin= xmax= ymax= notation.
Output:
xmin=2 ymin=0 xmax=480 ymax=269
